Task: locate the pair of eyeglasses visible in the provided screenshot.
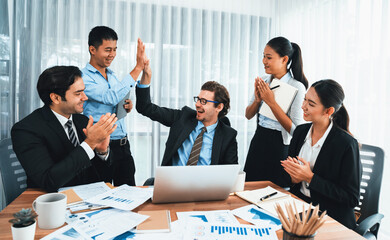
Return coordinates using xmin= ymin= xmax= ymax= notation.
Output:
xmin=193 ymin=96 xmax=220 ymax=105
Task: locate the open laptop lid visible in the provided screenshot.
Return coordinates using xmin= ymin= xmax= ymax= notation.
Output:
xmin=152 ymin=164 xmax=240 ymax=204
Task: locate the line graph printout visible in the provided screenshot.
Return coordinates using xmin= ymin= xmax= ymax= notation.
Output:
xmin=85 ymin=185 xmax=153 ymax=211
xmin=183 ymin=223 xmax=278 ymax=240
xmin=232 ymin=204 xmax=282 ymax=230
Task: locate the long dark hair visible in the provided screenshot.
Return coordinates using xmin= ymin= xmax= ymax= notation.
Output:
xmin=267 ymin=37 xmax=308 ymax=89
xmin=312 ymin=79 xmax=351 ymax=134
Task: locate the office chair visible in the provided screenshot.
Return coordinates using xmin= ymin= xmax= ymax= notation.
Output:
xmin=354 ymin=144 xmax=384 ymax=240
xmin=0 ymin=138 xmax=27 ymax=206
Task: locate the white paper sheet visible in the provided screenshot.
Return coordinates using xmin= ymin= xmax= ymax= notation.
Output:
xmin=183 ymin=223 xmax=278 ymax=240
xmin=65 ymin=208 xmax=149 ymax=240
xmin=177 ymin=210 xmax=239 ymax=225
xmin=59 ymin=181 xmax=111 ymax=200
xmin=85 ymin=185 xmax=153 ymax=211
xmin=41 ymin=225 xmax=87 ymax=240
xmin=232 ymin=205 xmax=281 ymax=230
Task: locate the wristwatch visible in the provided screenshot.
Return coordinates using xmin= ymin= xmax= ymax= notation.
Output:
xmin=96 ymin=146 xmax=110 ymax=155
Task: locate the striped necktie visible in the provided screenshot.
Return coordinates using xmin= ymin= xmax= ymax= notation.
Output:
xmin=186 ymin=127 xmax=207 ymax=166
xmin=65 ymin=120 xmax=79 ymax=147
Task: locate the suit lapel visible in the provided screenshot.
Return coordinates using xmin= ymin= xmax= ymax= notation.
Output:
xmin=210 ymin=122 xmax=222 ymax=165
xmin=312 ymin=125 xmax=337 ymax=173
xmin=173 ymin=118 xmax=198 ymax=153
xmin=73 ymin=115 xmax=87 ymax=142
xmin=41 ymin=105 xmax=76 ymax=150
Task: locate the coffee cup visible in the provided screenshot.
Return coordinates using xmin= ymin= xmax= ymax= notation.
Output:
xmin=32 ymin=193 xmax=67 ymax=229
xmin=232 ymin=171 xmax=246 ymax=192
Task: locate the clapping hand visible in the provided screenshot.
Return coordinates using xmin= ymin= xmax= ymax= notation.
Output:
xmin=83 ymin=113 xmax=117 ymax=151
xmin=281 ymin=156 xmax=314 ymax=184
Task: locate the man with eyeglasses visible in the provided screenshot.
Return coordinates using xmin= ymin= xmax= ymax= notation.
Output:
xmin=136 ymin=60 xmax=238 ymax=168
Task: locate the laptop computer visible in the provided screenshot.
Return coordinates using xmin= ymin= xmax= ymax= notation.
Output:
xmin=152 ymin=164 xmax=240 ymax=204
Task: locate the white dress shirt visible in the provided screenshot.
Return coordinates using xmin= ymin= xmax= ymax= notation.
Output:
xmin=299 ymin=121 xmax=333 ymax=197
xmin=51 ymin=110 xmax=95 ymax=160
xmin=249 ymin=72 xmax=306 ymax=145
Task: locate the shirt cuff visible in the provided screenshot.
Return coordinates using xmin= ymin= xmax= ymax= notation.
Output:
xmin=124 ymin=74 xmax=137 ymax=88
xmin=80 ymin=141 xmax=95 ymax=160
xmin=289 ymin=123 xmax=296 ymax=135
xmin=137 ymin=80 xmax=150 ymax=88
xmin=96 ymin=150 xmax=110 ymax=161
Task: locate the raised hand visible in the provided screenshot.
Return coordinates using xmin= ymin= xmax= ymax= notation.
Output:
xmin=140 ymin=59 xmax=152 ymax=85
xmin=83 ymin=113 xmax=118 ymax=150
xmin=136 ymin=38 xmax=146 ymax=70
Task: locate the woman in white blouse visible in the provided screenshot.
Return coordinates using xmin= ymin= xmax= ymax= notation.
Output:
xmin=281 ymin=79 xmax=361 ymax=229
xmin=244 ymin=36 xmax=308 ymax=186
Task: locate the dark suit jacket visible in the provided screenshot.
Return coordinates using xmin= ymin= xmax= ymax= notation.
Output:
xmin=11 ymin=105 xmax=112 ymax=192
xmin=136 ymin=86 xmax=238 ymax=166
xmin=287 ymin=123 xmax=362 ymax=229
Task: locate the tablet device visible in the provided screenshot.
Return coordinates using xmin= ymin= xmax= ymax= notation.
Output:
xmin=116 ymin=91 xmax=130 ymax=120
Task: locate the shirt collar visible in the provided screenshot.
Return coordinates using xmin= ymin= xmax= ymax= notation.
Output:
xmin=196 ymin=120 xmax=218 ymax=133
xmin=274 ymin=71 xmax=292 ymax=83
xmin=304 ymin=121 xmax=333 ymax=148
xmin=85 ymin=62 xmax=113 ymax=74
xmin=51 ymin=109 xmax=73 ymax=127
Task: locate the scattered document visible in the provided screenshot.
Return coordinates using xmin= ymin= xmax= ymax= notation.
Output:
xmin=177 ymin=210 xmax=239 ymax=225
xmin=59 ymin=181 xmax=112 ymax=201
xmin=183 ymin=223 xmax=278 ymax=240
xmin=65 ymin=208 xmax=149 ymax=240
xmin=232 ymin=205 xmax=281 ymax=230
xmin=85 ymin=185 xmax=153 ymax=211
xmin=41 ymin=225 xmax=87 ymax=240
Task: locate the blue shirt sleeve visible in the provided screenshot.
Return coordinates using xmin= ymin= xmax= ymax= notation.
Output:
xmin=83 ymin=71 xmax=136 ymax=106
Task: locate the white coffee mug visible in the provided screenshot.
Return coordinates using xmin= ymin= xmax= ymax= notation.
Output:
xmin=232 ymin=171 xmax=246 ymax=192
xmin=32 ymin=193 xmax=67 ymax=229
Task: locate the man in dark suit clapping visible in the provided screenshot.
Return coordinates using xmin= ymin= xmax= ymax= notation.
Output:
xmin=11 ymin=66 xmax=117 ymax=192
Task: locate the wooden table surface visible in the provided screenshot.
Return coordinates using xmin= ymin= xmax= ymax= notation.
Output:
xmin=0 ymin=181 xmax=364 ymax=239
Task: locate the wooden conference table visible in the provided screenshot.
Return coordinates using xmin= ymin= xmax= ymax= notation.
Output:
xmin=0 ymin=181 xmax=364 ymax=239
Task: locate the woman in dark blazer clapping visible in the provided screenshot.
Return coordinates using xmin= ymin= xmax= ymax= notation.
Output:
xmin=281 ymin=79 xmax=362 ymax=229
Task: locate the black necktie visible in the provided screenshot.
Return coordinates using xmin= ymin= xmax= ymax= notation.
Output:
xmin=187 ymin=127 xmax=207 ymax=166
xmin=65 ymin=120 xmax=79 ymax=147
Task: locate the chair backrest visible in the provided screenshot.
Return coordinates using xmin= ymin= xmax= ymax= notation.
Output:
xmin=356 ymin=144 xmax=384 ymax=223
xmin=0 ymin=138 xmax=27 ymax=206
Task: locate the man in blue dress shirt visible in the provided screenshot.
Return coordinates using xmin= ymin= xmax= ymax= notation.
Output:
xmin=82 ymin=26 xmax=146 ymax=186
xmin=136 ymin=61 xmax=238 ymax=169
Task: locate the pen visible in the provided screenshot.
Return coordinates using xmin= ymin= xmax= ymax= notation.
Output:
xmin=270 ymin=85 xmax=280 ymax=90
xmin=259 ymin=192 xmax=277 ymax=201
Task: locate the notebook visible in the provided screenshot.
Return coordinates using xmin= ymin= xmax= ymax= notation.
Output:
xmin=152 ymin=165 xmax=240 ymax=204
xmin=259 ymin=79 xmax=298 ymax=121
xmin=116 ymin=91 xmax=130 ymax=120
xmin=135 ymin=210 xmax=171 ymax=233
xmin=235 ymin=186 xmax=310 ymax=217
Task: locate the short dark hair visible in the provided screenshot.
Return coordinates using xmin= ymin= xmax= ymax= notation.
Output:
xmin=201 ymin=81 xmax=230 ymax=118
xmin=88 ymin=26 xmax=118 ymax=50
xmin=37 ymin=66 xmax=82 ymax=105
